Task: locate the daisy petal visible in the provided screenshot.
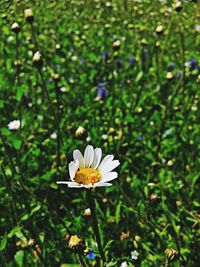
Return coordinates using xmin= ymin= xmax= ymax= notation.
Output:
xmin=100 ymin=160 xmax=120 ymax=175
xmin=84 ymin=145 xmax=94 ymax=167
xmin=101 ymin=171 xmax=118 ymax=183
xmin=73 ymin=150 xmax=84 ymax=169
xmin=68 ymin=182 xmax=83 ymax=188
xmin=69 ymin=161 xmax=76 ymax=180
xmin=98 ymin=155 xmax=114 ymax=171
xmin=91 ymin=148 xmax=102 ymax=169
xmin=56 ymin=181 xmax=82 ymax=188
xmin=94 ymin=182 xmax=112 ymax=187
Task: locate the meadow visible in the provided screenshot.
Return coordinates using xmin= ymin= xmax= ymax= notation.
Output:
xmin=0 ymin=0 xmax=200 ymax=266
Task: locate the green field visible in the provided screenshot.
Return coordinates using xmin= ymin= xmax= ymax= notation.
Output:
xmin=0 ymin=0 xmax=199 ymax=266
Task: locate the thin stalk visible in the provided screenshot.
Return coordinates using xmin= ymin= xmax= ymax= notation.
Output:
xmin=178 ymin=17 xmax=185 ymax=92
xmin=86 ymin=190 xmax=106 ymax=265
xmin=77 ymin=254 xmax=88 ymax=267
xmin=165 ymin=258 xmax=169 ymax=267
xmin=30 ymin=23 xmax=39 ymax=50
xmin=38 ymin=67 xmax=52 ymax=106
xmin=54 ymin=80 xmax=63 ymax=169
xmin=0 ymin=133 xmax=17 ymax=175
xmin=159 ymin=14 xmax=174 ymax=68
xmin=15 ymin=33 xmax=20 ymax=85
xmin=1 ymin=164 xmax=18 ymax=225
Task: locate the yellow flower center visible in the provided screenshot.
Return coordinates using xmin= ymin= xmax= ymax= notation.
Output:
xmin=68 ymin=235 xmax=82 ymax=248
xmin=74 ymin=168 xmax=101 ymax=185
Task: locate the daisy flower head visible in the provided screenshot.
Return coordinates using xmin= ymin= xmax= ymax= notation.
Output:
xmin=57 ymin=145 xmax=120 ymax=188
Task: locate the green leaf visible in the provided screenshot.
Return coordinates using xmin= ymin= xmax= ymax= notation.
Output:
xmin=1 ymin=127 xmax=11 ymax=136
xmin=30 ymin=205 xmax=41 ymax=216
xmin=135 ymin=71 xmax=143 ymax=83
xmin=16 ymin=87 xmax=23 ymax=102
xmin=7 ymin=226 xmax=21 ymax=238
xmin=14 ymin=250 xmax=24 ymax=267
xmin=0 ymin=236 xmax=7 ymax=251
xmin=115 ymin=200 xmax=121 ymax=224
xmin=12 ymin=136 xmax=22 ymax=150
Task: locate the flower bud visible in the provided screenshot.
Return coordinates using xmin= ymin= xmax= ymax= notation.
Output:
xmin=112 ymin=39 xmax=121 ymax=51
xmin=165 ymin=248 xmax=178 ymax=261
xmin=75 ymin=126 xmax=87 ymax=139
xmin=149 ymin=193 xmax=160 ymax=205
xmin=11 ymin=22 xmax=20 ymax=33
xmin=51 ymin=73 xmax=60 ymax=81
xmin=167 ymin=160 xmax=174 ymax=167
xmin=84 ymin=208 xmax=91 ymax=216
xmin=156 ymin=25 xmax=163 ymax=35
xmin=141 ymin=38 xmax=147 ymax=46
xmin=166 ymin=72 xmax=173 ymax=80
xmin=55 ymin=43 xmax=61 ymax=50
xmin=174 ymin=2 xmax=182 ymax=12
xmin=32 ymin=51 xmax=43 ymax=68
xmin=24 ymin=9 xmax=34 ymax=23
xmin=27 ymin=239 xmax=35 ymax=247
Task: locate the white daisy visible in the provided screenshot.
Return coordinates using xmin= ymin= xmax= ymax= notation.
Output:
xmin=7 ymin=120 xmax=20 ymax=130
xmin=57 ymin=145 xmax=120 ymax=188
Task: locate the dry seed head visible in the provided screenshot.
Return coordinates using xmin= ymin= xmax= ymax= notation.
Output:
xmin=165 ymin=248 xmax=178 ymax=261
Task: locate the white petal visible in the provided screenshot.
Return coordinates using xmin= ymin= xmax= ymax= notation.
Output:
xmin=91 ymin=148 xmax=102 ymax=169
xmin=101 ymin=172 xmax=118 ymax=183
xmin=73 ymin=150 xmax=84 ymax=169
xmin=100 ymin=160 xmax=120 ymax=175
xmin=83 ymin=183 xmax=94 ymax=189
xmin=98 ymin=155 xmax=114 ymax=171
xmin=84 ymin=145 xmax=94 ymax=167
xmin=68 ymin=183 xmax=83 ymax=188
xmin=69 ymin=162 xmax=76 ymax=180
xmin=56 ymin=181 xmax=82 ymax=188
xmin=94 ymin=182 xmax=112 ymax=187
xmin=69 ymin=160 xmax=79 ymax=180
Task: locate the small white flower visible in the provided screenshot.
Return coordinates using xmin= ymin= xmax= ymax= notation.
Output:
xmin=32 ymin=51 xmax=41 ymax=62
xmin=8 ymin=120 xmax=20 ymax=130
xmin=86 ymin=136 xmax=91 ymax=142
xmin=195 ymin=25 xmax=200 ymax=32
xmin=50 ymin=132 xmax=57 ymax=139
xmin=84 ymin=208 xmax=91 ymax=216
xmin=102 ymin=134 xmax=108 ymax=140
xmin=57 ymin=145 xmax=120 ymax=188
xmin=7 ymin=36 xmax=14 ymax=43
xmin=120 ymin=261 xmax=128 ymax=267
xmin=60 ymin=86 xmax=67 ymax=92
xmin=131 ymin=250 xmax=139 ymax=260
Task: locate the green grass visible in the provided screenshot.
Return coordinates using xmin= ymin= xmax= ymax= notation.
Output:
xmin=0 ymin=0 xmax=199 ymax=266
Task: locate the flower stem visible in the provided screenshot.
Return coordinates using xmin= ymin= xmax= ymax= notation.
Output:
xmin=165 ymin=258 xmax=169 ymax=267
xmin=77 ymin=254 xmax=88 ymax=267
xmin=86 ymin=190 xmax=106 ymax=265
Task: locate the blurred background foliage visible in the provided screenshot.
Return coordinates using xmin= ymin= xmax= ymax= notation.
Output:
xmin=0 ymin=0 xmax=200 ymax=266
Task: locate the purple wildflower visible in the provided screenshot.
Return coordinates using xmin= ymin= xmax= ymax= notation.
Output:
xmin=87 ymin=250 xmax=95 ymax=260
xmin=167 ymin=63 xmax=175 ymax=72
